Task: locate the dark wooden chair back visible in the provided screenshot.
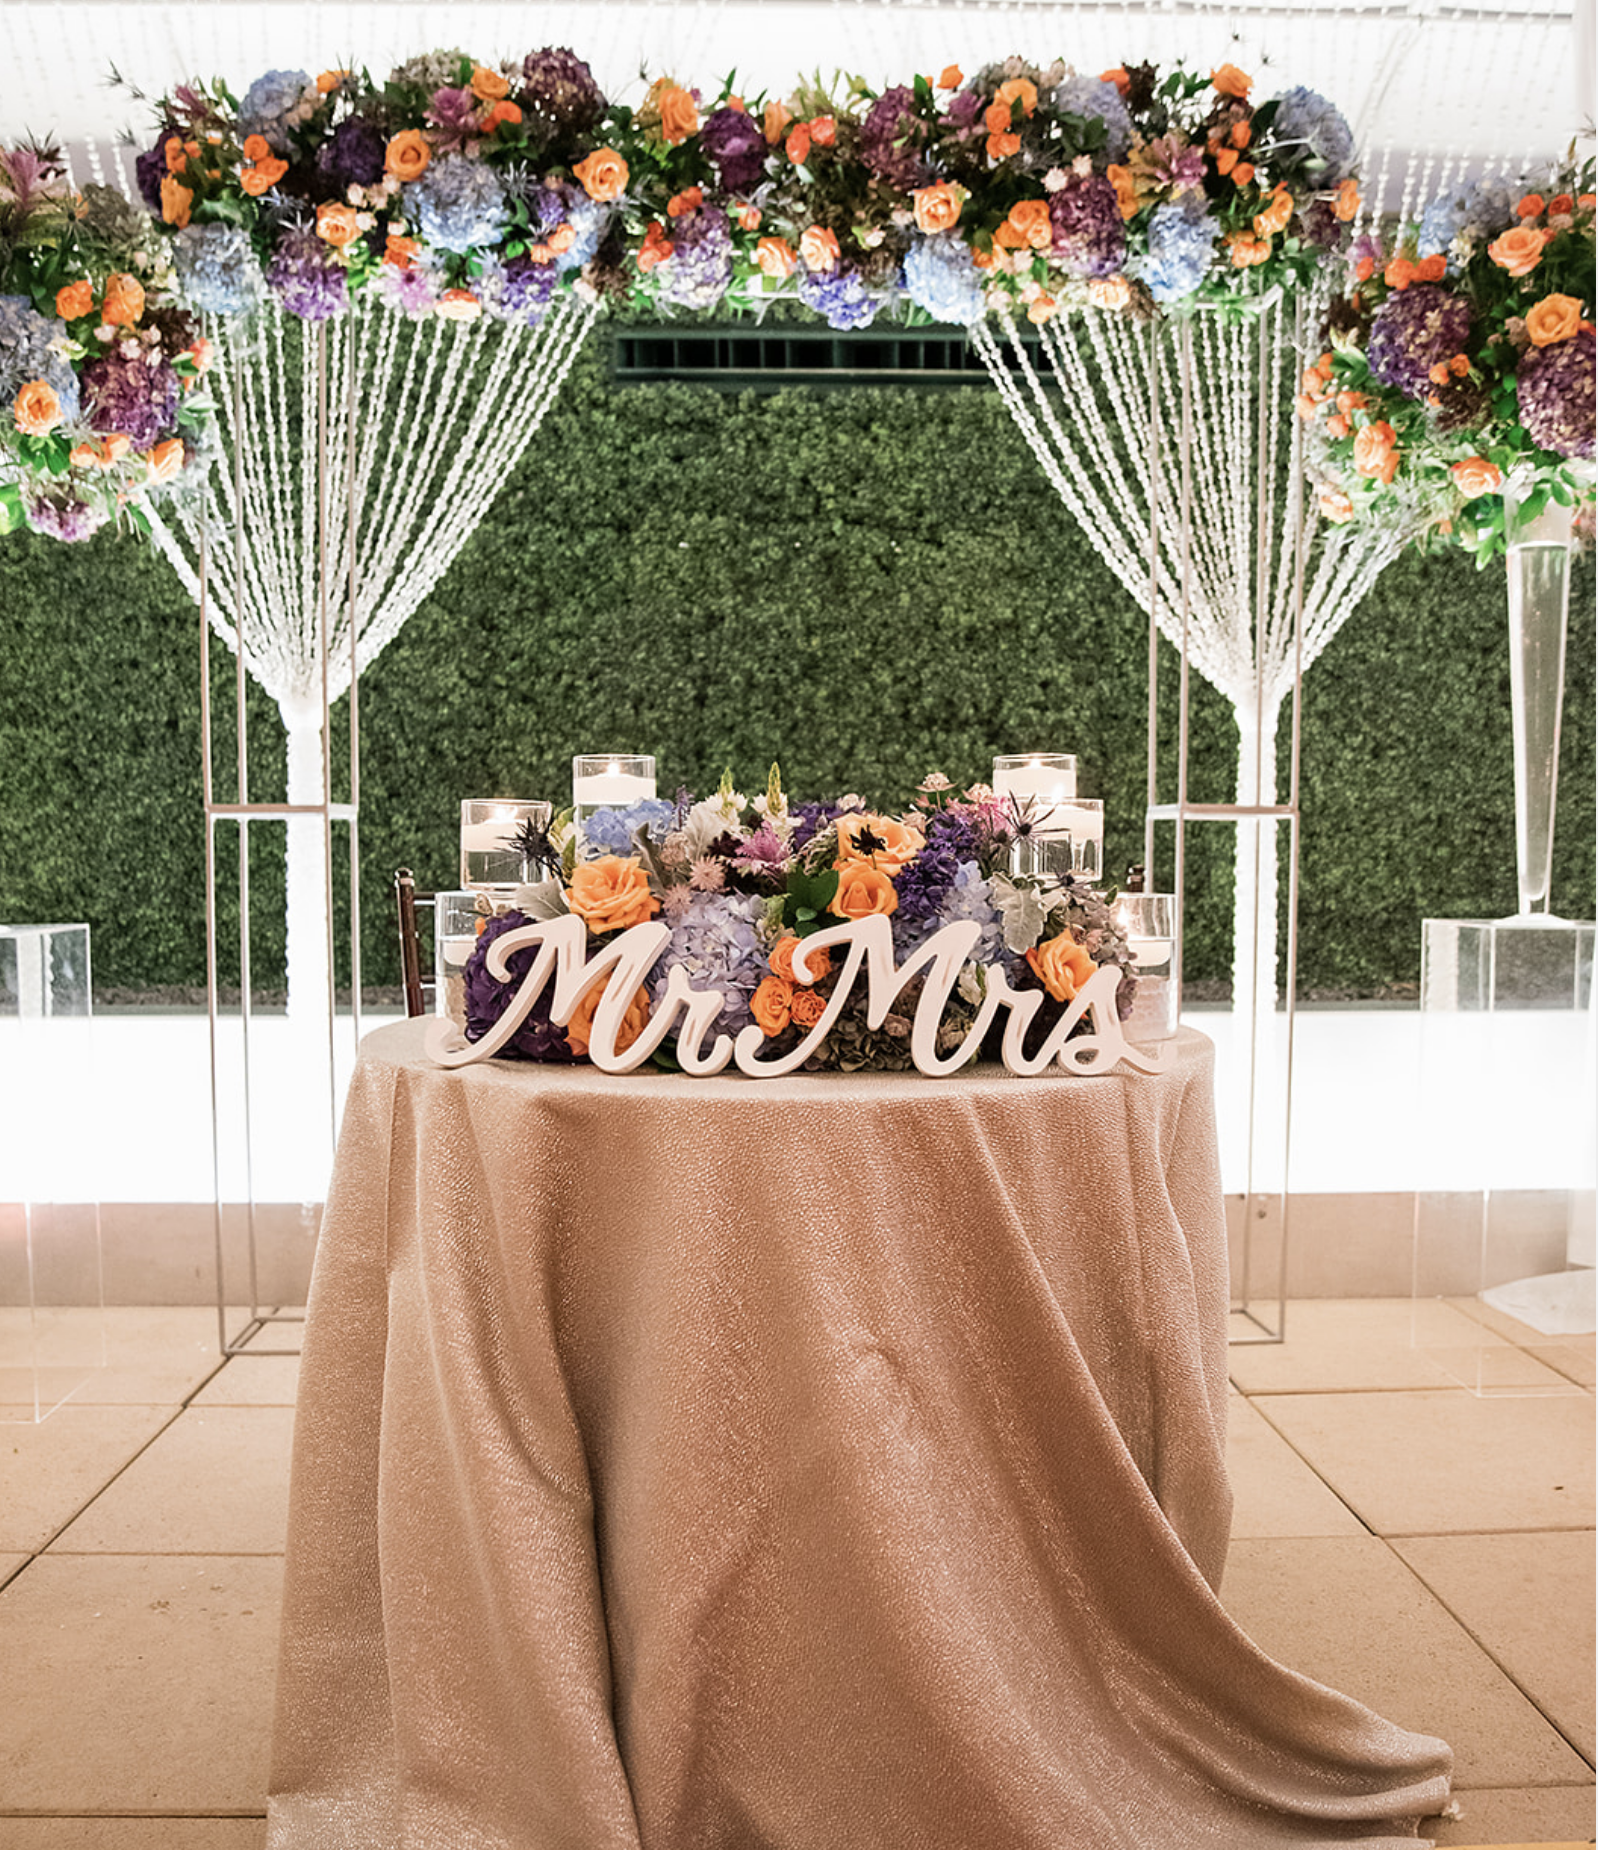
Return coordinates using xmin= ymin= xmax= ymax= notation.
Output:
xmin=394 ymin=869 xmax=435 ymax=1019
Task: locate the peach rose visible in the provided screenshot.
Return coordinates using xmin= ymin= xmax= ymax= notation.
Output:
xmin=667 ymin=185 xmax=704 ymax=218
xmin=799 ymin=224 xmax=839 ymax=271
xmin=1450 ymin=455 xmax=1502 ymax=498
xmin=751 ymin=976 xmax=795 ymax=1036
xmin=1487 ymin=224 xmax=1546 ymax=277
xmin=995 ymin=78 xmax=1038 ymax=116
xmin=1229 ymin=233 xmax=1271 ymax=267
xmin=385 ymin=130 xmax=432 ymax=183
xmin=101 ymin=272 xmax=145 ymax=327
xmin=55 ymin=280 xmax=94 ymax=320
xmin=736 ymin=203 xmax=762 ymax=230
xmin=756 ymin=237 xmax=796 ymax=278
xmin=1414 ymin=253 xmax=1447 ymax=282
xmin=1525 ymin=293 xmax=1583 ymax=347
xmin=240 ymin=155 xmax=287 ymax=195
xmin=385 ymin=235 xmax=420 ymax=269
xmin=1211 ymin=63 xmax=1251 ymax=97
xmin=809 ymin=115 xmax=836 ymax=148
xmin=790 ymin=987 xmax=828 ymax=1030
xmin=1026 ymin=292 xmax=1057 ymax=325
xmin=565 ymin=981 xmax=651 ymax=1058
xmin=1231 ymin=160 xmax=1255 ymax=188
xmin=912 ymin=181 xmax=964 ymax=234
xmin=565 ymin=855 xmax=660 ymax=934
xmin=316 ymin=202 xmax=361 ymax=248
xmin=1025 ymin=930 xmax=1096 ymax=1003
xmin=317 ymin=70 xmax=348 ymax=94
xmin=573 ymin=147 xmax=627 ymax=201
xmin=938 ymin=65 xmax=964 ymax=90
xmin=770 ymin=935 xmax=833 ymax=984
xmin=146 ymin=438 xmax=185 ymax=482
xmin=160 ymin=175 xmax=192 ymax=227
xmin=1333 ymin=178 xmax=1360 ymax=222
xmin=1317 ymin=486 xmax=1354 ymax=524
xmin=548 ymin=223 xmax=576 ymax=253
xmin=834 ymin=812 xmax=925 ymax=870
xmin=987 ymin=131 xmax=1022 ymax=162
xmin=1106 ymin=163 xmax=1139 ymax=221
xmin=764 ymin=100 xmax=792 ymax=144
xmin=241 ymin=135 xmax=271 ymax=162
xmin=984 ymin=101 xmax=1013 ymax=136
xmin=1006 ymin=199 xmax=1052 ymax=250
xmin=1253 ymin=184 xmax=1293 ymax=237
xmin=659 ymin=84 xmax=699 ymax=146
xmin=482 ymin=100 xmax=522 ymax=134
xmin=471 ymin=65 xmax=510 ymax=101
xmin=435 ymin=289 xmax=481 ymax=321
xmin=829 ymin=861 xmax=898 ymax=921
xmin=1353 ymin=420 xmax=1399 ymax=485
xmin=13 ymin=380 xmax=61 ymax=435
xmin=1516 ymin=192 xmax=1545 ymax=219
xmin=1087 ymin=276 xmax=1132 ymax=310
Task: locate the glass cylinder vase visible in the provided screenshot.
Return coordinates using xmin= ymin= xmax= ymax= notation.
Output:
xmin=1503 ymin=482 xmax=1572 ymax=917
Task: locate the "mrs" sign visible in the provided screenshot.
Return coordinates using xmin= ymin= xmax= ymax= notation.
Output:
xmin=426 ymin=914 xmax=1170 ymax=1079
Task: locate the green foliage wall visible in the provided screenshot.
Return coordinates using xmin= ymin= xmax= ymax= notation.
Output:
xmin=0 ymin=345 xmax=1591 ymax=998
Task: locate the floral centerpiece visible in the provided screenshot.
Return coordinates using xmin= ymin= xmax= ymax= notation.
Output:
xmin=460 ymin=769 xmax=1136 ymax=1073
xmin=1300 ymin=158 xmax=1596 ymax=561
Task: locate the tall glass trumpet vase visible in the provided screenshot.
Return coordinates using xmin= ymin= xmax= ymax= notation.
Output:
xmin=1503 ymin=480 xmax=1573 ymax=920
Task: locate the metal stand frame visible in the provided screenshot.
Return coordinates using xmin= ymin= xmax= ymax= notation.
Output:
xmin=199 ymin=320 xmax=362 ymax=1358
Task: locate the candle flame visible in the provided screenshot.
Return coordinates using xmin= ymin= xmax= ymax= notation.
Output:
xmin=605 ymin=759 xmax=621 ymax=777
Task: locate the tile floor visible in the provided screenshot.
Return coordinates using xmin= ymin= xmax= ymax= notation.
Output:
xmin=0 ymin=1298 xmax=1592 ymax=1848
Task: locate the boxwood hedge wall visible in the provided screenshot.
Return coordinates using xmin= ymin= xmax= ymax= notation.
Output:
xmin=0 ymin=344 xmax=1591 ymax=999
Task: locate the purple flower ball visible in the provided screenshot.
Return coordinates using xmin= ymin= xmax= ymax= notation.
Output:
xmin=944 ymin=91 xmax=982 ymax=133
xmin=1517 ymin=327 xmax=1596 ymax=459
xmin=860 ymin=84 xmax=928 ymax=190
xmin=464 ymin=913 xmax=577 ymax=1062
xmin=82 ymin=349 xmax=180 ymax=449
xmin=501 ymin=255 xmax=559 ymax=326
xmin=27 ymin=492 xmax=107 ymax=543
xmin=1049 ymin=171 xmax=1127 ymax=278
xmin=518 ymin=46 xmax=606 ymax=139
xmin=1366 ymin=283 xmax=1472 ymax=399
xmin=699 ymin=105 xmax=767 ymax=193
xmin=316 ymin=117 xmax=385 ymax=190
xmin=134 ymin=137 xmax=170 ymax=212
xmin=266 ymin=227 xmax=349 ymax=321
xmin=797 ymin=263 xmax=880 ymax=331
xmin=658 ymin=205 xmax=733 ymax=311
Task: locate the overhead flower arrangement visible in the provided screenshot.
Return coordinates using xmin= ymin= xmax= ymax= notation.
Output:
xmin=1300 ymin=158 xmax=1596 ymax=562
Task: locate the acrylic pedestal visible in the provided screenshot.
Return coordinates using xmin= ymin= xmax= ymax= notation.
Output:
xmin=0 ymin=923 xmax=105 ymax=1419
xmin=1414 ymin=916 xmax=1595 ymax=1395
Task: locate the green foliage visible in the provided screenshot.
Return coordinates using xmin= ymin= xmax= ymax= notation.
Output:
xmin=0 ymin=345 xmax=1591 ymax=998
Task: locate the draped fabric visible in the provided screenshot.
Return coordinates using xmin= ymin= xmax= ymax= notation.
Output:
xmin=268 ymin=1019 xmax=1450 ymax=1848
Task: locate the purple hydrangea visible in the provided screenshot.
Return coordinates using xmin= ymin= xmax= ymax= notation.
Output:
xmin=797 ymin=263 xmax=881 ymax=330
xmin=134 ymin=136 xmax=171 ymax=212
xmin=578 ymin=798 xmax=677 ymax=859
xmin=1054 ymin=75 xmax=1132 ymax=162
xmin=26 ymin=491 xmax=107 ymax=543
xmin=658 ymin=205 xmax=734 ymax=311
xmin=648 ymin=892 xmax=767 ymax=1039
xmin=1366 ymin=283 xmax=1473 ymax=398
xmin=1517 ymin=327 xmax=1595 ymax=459
xmin=1134 ymin=198 xmax=1216 ymax=304
xmin=1049 ymin=171 xmax=1126 ymax=277
xmin=427 ymin=86 xmax=480 ymax=154
xmin=82 ymin=348 xmax=179 ymax=448
xmin=518 ymin=46 xmax=606 ymax=139
xmin=890 ymin=842 xmax=961 ymax=957
xmin=173 ymin=223 xmax=262 ymax=316
xmin=0 ymin=295 xmax=81 ymax=418
xmin=788 ymin=800 xmax=839 ymax=849
xmin=407 ymin=154 xmax=509 ymax=254
xmin=239 ymin=69 xmax=311 ymax=152
xmin=1266 ymin=86 xmax=1355 ymax=182
xmin=903 ymin=234 xmax=986 ymax=325
xmin=266 ymin=226 xmax=349 ymax=321
xmin=699 ymin=105 xmax=767 ymax=192
xmin=860 ymin=85 xmax=927 ymax=190
xmin=463 ymin=912 xmax=577 ymax=1062
xmin=499 ymin=254 xmax=559 ymax=326
xmin=316 ymin=116 xmax=386 ymax=190
xmin=943 ymin=91 xmax=983 ymax=134
xmin=373 ymin=257 xmax=441 ymax=317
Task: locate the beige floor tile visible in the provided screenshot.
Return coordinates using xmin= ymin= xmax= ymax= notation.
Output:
xmin=1222 ymin=1537 xmax=1590 ymax=1789
xmin=1393 ymin=1532 xmax=1597 ymax=1764
xmin=0 ymin=1553 xmax=280 ymax=1814
xmin=0 ymin=1404 xmax=174 ymax=1553
xmin=0 ymin=1306 xmax=226 ymax=1407
xmin=1254 ymin=1391 xmax=1595 ymax=1535
xmin=1226 ymin=1396 xmax=1366 ymax=1538
xmin=51 ymin=1407 xmax=293 ymax=1555
xmin=1533 ymin=1344 xmax=1598 ymax=1391
xmin=0 ymin=1822 xmax=267 ymax=1848
xmin=0 ymin=1554 xmax=28 ymax=1590
xmin=189 ymin=1353 xmax=301 ymax=1408
xmin=1228 ymin=1299 xmax=1569 ymax=1395
xmin=1423 ymin=1782 xmax=1596 ymax=1843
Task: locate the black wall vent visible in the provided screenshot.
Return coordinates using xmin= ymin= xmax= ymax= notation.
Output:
xmin=608 ymin=323 xmax=1041 ymax=392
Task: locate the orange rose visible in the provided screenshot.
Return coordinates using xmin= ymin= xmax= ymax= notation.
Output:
xmin=1026 ymin=292 xmax=1057 ymax=325
xmin=1333 ymin=178 xmax=1360 ymax=222
xmin=1548 ymin=193 xmax=1575 ymax=216
xmin=1025 ymin=930 xmax=1096 ymax=1003
xmin=241 ymin=134 xmax=271 ymax=162
xmin=1517 ymin=192 xmax=1545 ymax=219
xmin=1354 ymin=254 xmax=1376 ymax=282
xmin=1525 ymin=293 xmax=1583 ymax=346
xmin=13 ymin=380 xmax=61 ymax=435
xmin=764 ymin=100 xmax=792 ymax=144
xmin=1211 ymin=63 xmax=1251 ymax=97
xmin=317 ymin=70 xmax=348 ymax=95
xmin=1231 ymin=161 xmax=1255 ymax=188
xmin=1450 ymin=456 xmax=1502 ymax=498
xmin=829 ymin=861 xmax=898 ymax=921
xmin=984 ymin=101 xmax=1013 ymax=136
xmin=1325 ymin=413 xmax=1350 ymax=439
xmin=786 ymin=124 xmax=812 ymax=165
xmin=55 ymin=280 xmax=94 ymax=320
xmin=565 ymin=981 xmax=651 ymax=1058
xmin=809 ymin=115 xmax=836 ymax=148
xmin=548 ymin=224 xmax=576 ymax=253
xmin=736 ymin=203 xmax=761 ymax=230
xmin=1106 ymin=163 xmax=1139 ymax=221
xmin=659 ymin=84 xmax=699 ymax=146
xmin=750 ymin=976 xmax=795 ymax=1037
xmin=470 ymin=65 xmax=510 ymax=101
xmin=564 ymin=855 xmax=660 ymax=934
xmin=938 ymin=65 xmax=964 ymax=90
xmin=1087 ymin=275 xmax=1131 ymax=310
xmin=636 ymin=224 xmax=673 ymax=274
xmin=1318 ymin=487 xmax=1355 ymax=524
xmin=912 ymin=181 xmax=964 ymax=234
xmin=834 ymin=812 xmax=925 ymax=870
xmin=1229 ymin=232 xmax=1271 ymax=267
xmin=316 ymin=201 xmax=361 ymax=248
xmin=1215 ymin=147 xmax=1239 ymax=177
xmin=756 ymin=236 xmax=796 ymax=278
xmin=385 ymin=235 xmax=421 ymax=269
xmin=770 ymin=935 xmax=833 ymax=983
xmin=1384 ymin=256 xmax=1416 ymax=291
xmin=1231 ymin=121 xmax=1252 ymax=149
xmin=995 ymin=78 xmax=1038 ymax=116
xmin=987 ymin=131 xmax=1022 ymax=162
xmin=799 ymin=224 xmax=839 ymax=271
xmin=1353 ymin=420 xmax=1399 ymax=485
xmin=1253 ymin=184 xmax=1293 ymax=237
xmin=667 ymin=185 xmax=704 ymax=218
xmin=790 ymin=987 xmax=828 ymax=1030
xmin=573 ymin=147 xmax=627 ymax=202
xmin=1487 ymin=224 xmax=1546 ymax=277
xmin=1336 ymin=389 xmax=1370 ymax=413
xmin=1100 ymin=67 xmax=1130 ymax=97
xmin=101 ymin=272 xmax=145 ymax=327
xmin=1005 ymin=199 xmax=1052 ymax=250
xmin=385 ymin=130 xmax=432 ymax=183
xmin=160 ymin=175 xmax=192 ymax=227
xmin=240 ymin=156 xmax=287 ymax=195
xmin=435 ymin=289 xmax=482 ymax=321
xmin=70 ymin=434 xmax=129 ymax=469
xmin=146 ymin=437 xmax=185 ymax=481
xmin=482 ymin=100 xmax=522 ymax=134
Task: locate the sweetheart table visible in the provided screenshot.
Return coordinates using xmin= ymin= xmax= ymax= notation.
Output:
xmin=266 ymin=1017 xmax=1450 ymax=1848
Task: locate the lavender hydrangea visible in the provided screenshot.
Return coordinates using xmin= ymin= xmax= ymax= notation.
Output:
xmin=1366 ymin=284 xmax=1472 ymax=398
xmin=890 ymin=842 xmax=961 ymax=958
xmin=518 ymin=47 xmax=607 ymax=140
xmin=935 ymin=864 xmax=1005 ymax=966
xmin=239 ymin=69 xmax=311 ymax=152
xmin=1517 ymin=327 xmax=1595 ymax=459
xmin=648 ymin=893 xmax=766 ymax=1038
xmin=1133 ymin=198 xmax=1216 ymax=304
xmin=658 ymin=206 xmax=734 ymax=310
xmin=1049 ymin=171 xmax=1126 ymax=277
xmin=407 ymin=154 xmax=509 ymax=253
xmin=860 ymin=85 xmax=927 ymax=189
xmin=266 ymin=226 xmax=349 ymax=321
xmin=0 ymin=296 xmax=80 ymax=418
xmin=788 ymin=800 xmax=839 ymax=849
xmin=82 ymin=349 xmax=179 ymax=448
xmin=699 ymin=105 xmax=767 ymax=192
xmin=903 ymin=235 xmax=986 ymax=325
xmin=797 ymin=264 xmax=881 ymax=331
xmin=316 ymin=116 xmax=386 ymax=190
xmin=498 ymin=254 xmax=559 ymax=326
xmin=173 ymin=223 xmax=263 ymax=316
xmin=26 ymin=492 xmax=107 ymax=543
xmin=1266 ymin=86 xmax=1355 ymax=182
xmin=1053 ymin=75 xmax=1131 ymax=162
xmin=578 ymin=798 xmax=677 ymax=859
xmin=463 ymin=912 xmax=577 ymax=1061
xmin=373 ymin=259 xmax=441 ymax=317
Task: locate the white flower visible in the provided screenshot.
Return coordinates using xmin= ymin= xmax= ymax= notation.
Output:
xmin=681 ymin=794 xmax=745 ymax=858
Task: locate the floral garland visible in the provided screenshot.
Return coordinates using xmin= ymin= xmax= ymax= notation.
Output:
xmin=461 ymin=769 xmax=1136 ymax=1073
xmin=1301 ymin=157 xmax=1596 ymax=562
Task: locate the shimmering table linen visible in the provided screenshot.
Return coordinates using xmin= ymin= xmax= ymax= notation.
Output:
xmin=267 ymin=1018 xmax=1450 ymax=1849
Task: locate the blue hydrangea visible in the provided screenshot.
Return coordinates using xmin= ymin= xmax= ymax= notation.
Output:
xmin=903 ymin=235 xmax=986 ymax=326
xmin=935 ymin=863 xmax=1006 ymax=966
xmin=1417 ymin=171 xmax=1521 ymax=260
xmin=578 ymin=798 xmax=677 ymax=860
xmin=1133 ymin=199 xmax=1216 ymax=304
xmin=0 ymin=295 xmax=80 ymax=418
xmin=796 ymin=265 xmax=882 ymax=331
xmin=648 ymin=893 xmax=767 ymax=1039
xmin=406 ymin=155 xmax=510 ymax=255
xmin=173 ymin=224 xmax=263 ymax=316
xmin=239 ymin=69 xmax=311 ymax=151
xmin=1266 ymin=86 xmax=1355 ymax=182
xmin=1053 ymin=75 xmax=1132 ymax=163
xmin=554 ymin=196 xmax=607 ymax=273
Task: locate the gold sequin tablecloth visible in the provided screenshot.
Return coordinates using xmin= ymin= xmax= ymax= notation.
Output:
xmin=266 ymin=1017 xmax=1450 ymax=1849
